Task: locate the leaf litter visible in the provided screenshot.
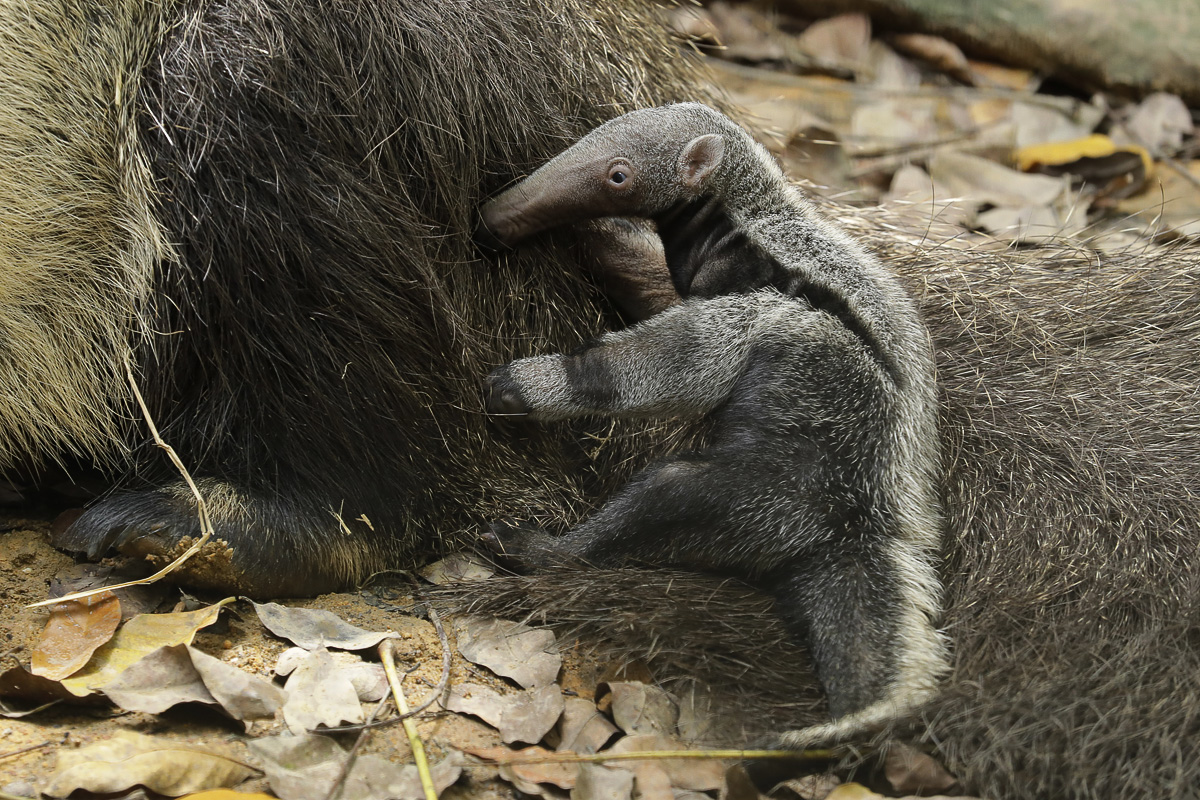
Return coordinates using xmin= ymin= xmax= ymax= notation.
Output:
xmin=6 ymin=542 xmax=978 ymax=800
xmin=686 ymin=0 xmax=1200 ymax=246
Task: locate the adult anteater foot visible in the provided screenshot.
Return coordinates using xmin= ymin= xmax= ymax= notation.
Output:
xmin=52 ymin=480 xmax=382 ymax=597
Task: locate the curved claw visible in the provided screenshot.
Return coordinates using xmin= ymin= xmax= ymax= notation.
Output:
xmin=483 ymin=372 xmax=531 ymax=416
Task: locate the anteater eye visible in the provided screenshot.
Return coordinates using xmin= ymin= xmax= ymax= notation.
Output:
xmin=609 ymin=171 xmax=627 ymax=185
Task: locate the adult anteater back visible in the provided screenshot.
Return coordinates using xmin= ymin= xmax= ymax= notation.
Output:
xmin=4 ymin=0 xmax=703 ymax=594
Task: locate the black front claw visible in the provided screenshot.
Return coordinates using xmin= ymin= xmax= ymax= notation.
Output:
xmin=483 ymin=371 xmax=531 ymax=417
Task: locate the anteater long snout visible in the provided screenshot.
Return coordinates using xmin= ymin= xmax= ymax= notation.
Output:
xmin=479 ymin=144 xmax=623 ymax=246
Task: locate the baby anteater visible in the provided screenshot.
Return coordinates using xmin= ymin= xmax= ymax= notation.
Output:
xmin=479 ymin=103 xmax=947 ymax=739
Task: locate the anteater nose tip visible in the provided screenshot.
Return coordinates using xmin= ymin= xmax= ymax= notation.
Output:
xmin=473 ymin=217 xmax=509 ymax=256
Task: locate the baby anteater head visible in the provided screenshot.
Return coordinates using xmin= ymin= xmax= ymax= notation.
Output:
xmin=481 ymin=103 xmax=753 ymax=245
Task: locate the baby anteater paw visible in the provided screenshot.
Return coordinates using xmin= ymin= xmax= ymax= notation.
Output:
xmin=483 ymin=369 xmax=531 ymax=416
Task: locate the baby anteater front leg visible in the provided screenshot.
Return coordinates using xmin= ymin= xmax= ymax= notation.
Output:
xmin=484 ymin=294 xmax=758 ymax=422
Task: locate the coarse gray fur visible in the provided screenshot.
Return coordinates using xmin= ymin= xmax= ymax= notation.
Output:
xmin=478 ymin=103 xmax=947 ymax=740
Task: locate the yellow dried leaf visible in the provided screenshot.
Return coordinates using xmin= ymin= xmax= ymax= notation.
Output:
xmin=31 ymin=591 xmax=122 ymax=681
xmin=1016 ymin=134 xmax=1152 ymax=177
xmin=42 ymin=730 xmax=256 ymax=797
xmin=825 ymin=783 xmax=886 ymax=800
xmin=59 ymin=597 xmax=235 ymax=697
xmin=180 ymin=792 xmax=278 ymax=799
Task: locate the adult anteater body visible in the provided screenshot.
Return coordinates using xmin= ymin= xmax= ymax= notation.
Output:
xmin=19 ymin=0 xmax=700 ymax=595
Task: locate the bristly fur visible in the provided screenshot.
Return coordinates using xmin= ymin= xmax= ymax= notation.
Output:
xmin=42 ymin=0 xmax=708 ymax=595
xmin=0 ymin=0 xmax=170 ymax=469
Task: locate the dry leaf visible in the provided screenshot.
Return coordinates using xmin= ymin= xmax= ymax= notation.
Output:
xmin=281 ymin=647 xmax=364 ymax=734
xmin=865 ymin=41 xmax=921 ymax=89
xmin=774 ymin=774 xmax=842 ymax=800
xmin=1010 ymin=101 xmax=1103 ymax=149
xmin=455 ymin=615 xmax=561 ymax=688
xmin=49 ymin=563 xmax=168 ymax=620
xmin=419 ymin=551 xmax=494 ymax=584
xmin=629 ymin=760 xmax=673 ymax=800
xmin=1111 ymin=92 xmax=1194 ymax=157
xmin=1116 ymin=159 xmax=1200 ymax=238
xmin=928 ymin=150 xmax=1067 ymax=208
xmin=180 ymin=792 xmax=278 ymax=799
xmin=42 ymin=730 xmax=256 ymax=798
xmin=597 ymin=682 xmax=678 ymax=737
xmin=975 ymin=204 xmax=1086 ymax=243
xmin=59 ymin=597 xmax=235 ymax=697
xmin=890 ymin=34 xmax=972 ymax=83
xmin=606 ymin=734 xmax=724 ymax=792
xmin=721 ymin=764 xmax=763 ymax=800
xmin=823 ymin=785 xmax=884 ymax=800
xmin=446 ymin=681 xmax=565 ymax=744
xmin=188 ymin=645 xmax=287 ymax=721
xmin=795 ymin=13 xmax=871 ymax=69
xmin=249 ymin=734 xmax=459 ymax=800
xmin=557 ymin=696 xmax=619 ymax=754
xmin=883 ymin=742 xmax=960 ymax=795
xmin=968 ymin=59 xmax=1038 ymax=91
xmin=275 ymin=646 xmax=386 ymax=701
xmin=100 ymin=644 xmax=217 ymax=713
xmin=0 ymin=664 xmax=77 ymax=709
xmin=573 ymin=763 xmax=634 ymax=800
xmin=464 ymin=745 xmax=578 ymax=789
xmin=251 ymin=601 xmax=396 ymax=651
xmin=31 ymin=591 xmax=122 ymax=681
xmin=669 ymin=5 xmax=721 ymax=45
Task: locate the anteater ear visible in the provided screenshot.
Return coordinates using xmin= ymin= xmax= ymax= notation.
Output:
xmin=679 ymin=134 xmax=725 ymax=190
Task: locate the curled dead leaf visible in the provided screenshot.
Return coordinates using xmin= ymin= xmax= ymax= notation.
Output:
xmin=58 ymin=597 xmax=235 ymax=697
xmin=42 ymin=730 xmax=256 ymax=798
xmin=596 ymin=682 xmax=679 ymax=737
xmin=31 ymin=591 xmax=122 ymax=681
xmin=446 ymin=681 xmax=565 ymax=744
xmin=455 ymin=615 xmax=561 ymax=688
xmin=251 ymin=601 xmax=397 ymax=651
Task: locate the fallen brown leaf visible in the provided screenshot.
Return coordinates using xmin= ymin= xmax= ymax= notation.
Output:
xmin=597 ymin=682 xmax=679 ymax=737
xmin=606 ymin=734 xmax=725 ymax=792
xmin=251 ymin=601 xmax=397 ymax=651
xmin=464 ymin=744 xmax=578 ymax=789
xmin=891 ymin=33 xmax=973 ymax=83
xmin=629 ymin=760 xmax=673 ymax=800
xmin=31 ymin=591 xmax=121 ymax=681
xmin=100 ymin=643 xmax=217 ymax=713
xmin=883 ymin=742 xmax=961 ymax=795
xmin=249 ymin=733 xmax=460 ymax=800
xmin=455 ymin=615 xmax=561 ymax=688
xmin=446 ymin=681 xmax=565 ymax=744
xmin=280 ymin=647 xmax=364 ymax=734
xmin=41 ymin=730 xmax=256 ymax=798
xmin=58 ymin=597 xmax=235 ymax=697
xmin=823 ymin=784 xmax=883 ymax=800
xmin=557 ymin=696 xmax=619 ymax=754
xmin=419 ymin=551 xmax=494 ymax=584
xmin=572 ymin=762 xmax=634 ymax=800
